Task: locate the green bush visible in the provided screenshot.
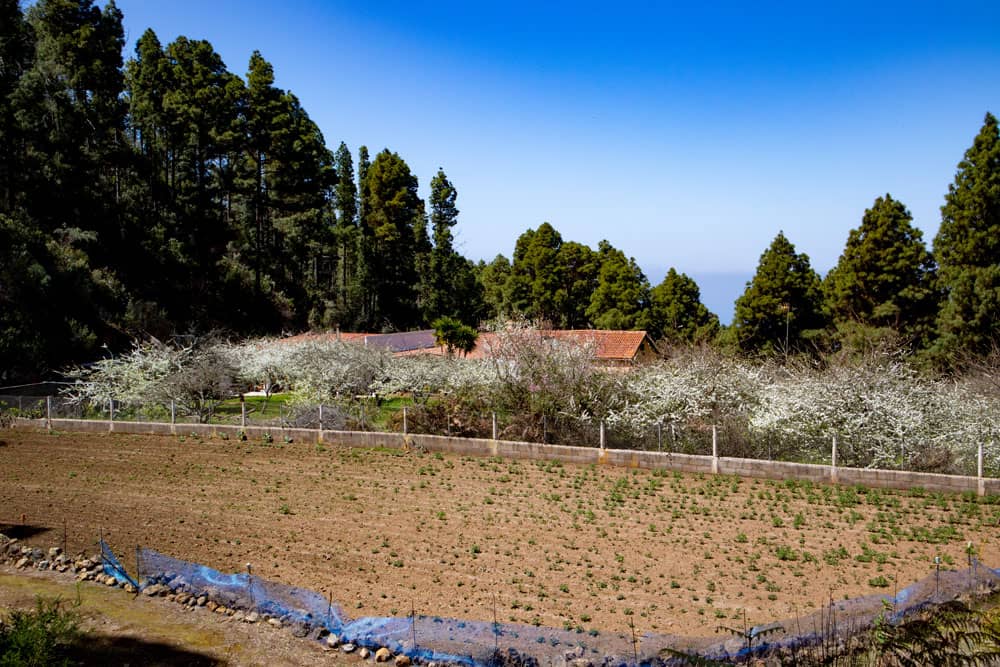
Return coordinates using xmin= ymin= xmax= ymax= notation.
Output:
xmin=0 ymin=597 xmax=80 ymax=666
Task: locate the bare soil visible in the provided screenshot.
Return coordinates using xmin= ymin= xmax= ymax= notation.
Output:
xmin=1 ymin=427 xmax=997 ymax=642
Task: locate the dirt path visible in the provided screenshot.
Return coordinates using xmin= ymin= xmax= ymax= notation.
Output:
xmin=1 ymin=427 xmax=997 ymax=641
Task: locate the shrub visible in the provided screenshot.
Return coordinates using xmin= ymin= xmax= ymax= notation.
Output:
xmin=0 ymin=597 xmax=80 ymax=666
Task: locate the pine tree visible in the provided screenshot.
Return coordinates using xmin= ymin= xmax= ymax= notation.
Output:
xmin=555 ymin=241 xmax=599 ymax=328
xmin=734 ymin=232 xmax=827 ymax=355
xmin=423 ymin=168 xmax=482 ymax=323
xmin=649 ymin=269 xmax=719 ymax=344
xmin=0 ymin=0 xmax=32 ymax=211
xmin=360 ymin=149 xmax=424 ymax=329
xmin=585 ymin=241 xmax=651 ymax=330
xmin=331 ymin=141 xmax=362 ymax=327
xmin=476 ymin=254 xmax=511 ymax=320
xmin=506 ymin=223 xmax=564 ymax=324
xmin=933 ymin=112 xmax=1000 ymax=358
xmin=824 ymin=194 xmax=938 ymax=350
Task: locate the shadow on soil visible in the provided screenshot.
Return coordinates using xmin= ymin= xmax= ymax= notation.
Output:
xmin=67 ymin=635 xmax=225 ymax=666
xmin=0 ymin=523 xmax=51 ymax=540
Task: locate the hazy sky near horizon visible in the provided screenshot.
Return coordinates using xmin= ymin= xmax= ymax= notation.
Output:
xmin=114 ymin=1 xmax=1000 ymax=321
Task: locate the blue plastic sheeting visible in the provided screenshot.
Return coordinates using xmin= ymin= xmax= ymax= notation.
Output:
xmin=98 ymin=541 xmax=1000 ymax=666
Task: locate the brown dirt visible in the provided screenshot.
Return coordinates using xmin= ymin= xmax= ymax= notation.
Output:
xmin=1 ymin=427 xmax=997 ymax=643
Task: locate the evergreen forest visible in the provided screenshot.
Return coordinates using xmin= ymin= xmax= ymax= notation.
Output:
xmin=1 ymin=0 xmax=998 ymax=384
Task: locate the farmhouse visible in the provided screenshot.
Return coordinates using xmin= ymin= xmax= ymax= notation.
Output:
xmin=397 ymin=329 xmax=660 ymax=367
xmin=279 ymin=328 xmax=660 ymax=367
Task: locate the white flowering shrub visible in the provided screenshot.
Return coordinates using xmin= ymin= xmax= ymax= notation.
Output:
xmin=749 ymin=355 xmax=999 ymax=473
xmin=65 ymin=341 xmax=186 ymax=407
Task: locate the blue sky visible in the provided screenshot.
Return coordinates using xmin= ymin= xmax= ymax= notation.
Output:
xmin=115 ymin=1 xmax=1000 ymax=322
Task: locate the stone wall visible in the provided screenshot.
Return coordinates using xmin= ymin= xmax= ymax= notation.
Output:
xmin=17 ymin=417 xmax=997 ymax=496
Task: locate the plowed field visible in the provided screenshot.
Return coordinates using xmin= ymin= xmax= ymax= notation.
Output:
xmin=1 ymin=427 xmax=997 ymax=638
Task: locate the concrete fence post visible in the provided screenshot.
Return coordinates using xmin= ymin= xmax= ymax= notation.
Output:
xmin=978 ymin=441 xmax=985 ymax=497
xmin=402 ymin=406 xmax=408 ymax=435
xmin=170 ymin=400 xmax=176 ymax=435
xmin=240 ymin=400 xmax=247 ymax=429
xmin=831 ymin=434 xmax=839 ymax=484
xmin=46 ymin=396 xmax=52 ymax=429
xmin=600 ymin=420 xmax=606 ymax=450
xmin=317 ymin=404 xmax=324 ymax=443
xmin=109 ymin=398 xmax=115 ymax=433
xmin=711 ymin=424 xmax=719 ymax=474
xmin=657 ymin=422 xmax=663 ymax=452
xmin=492 ymin=412 xmax=497 ymax=440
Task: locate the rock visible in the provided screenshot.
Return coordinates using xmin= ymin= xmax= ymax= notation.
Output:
xmin=267 ymin=617 xmax=283 ymax=628
xmin=14 ymin=557 xmax=29 ymax=569
xmin=196 ymin=596 xmax=207 ymax=607
xmin=359 ymin=647 xmax=371 ymax=659
xmin=341 ymin=643 xmax=356 ymax=654
xmin=36 ymin=559 xmax=50 ymax=571
xmin=325 ymin=634 xmax=340 ymax=648
xmin=105 ymin=576 xmax=118 ymax=587
xmin=215 ymin=606 xmax=228 ymax=615
xmin=291 ymin=622 xmax=310 ymax=638
xmin=246 ymin=612 xmax=260 ymax=623
xmin=143 ymin=584 xmax=162 ymax=596
xmin=232 ymin=611 xmax=245 ymax=622
xmin=375 ymin=647 xmax=393 ymax=662
xmin=571 ymin=660 xmax=593 ymax=667
xmin=308 ymin=626 xmax=328 ymax=642
xmin=48 ymin=547 xmax=62 ymax=558
xmin=394 ymin=655 xmax=412 ymax=667
xmin=124 ymin=583 xmax=137 ymax=594
xmin=206 ymin=601 xmax=218 ymax=612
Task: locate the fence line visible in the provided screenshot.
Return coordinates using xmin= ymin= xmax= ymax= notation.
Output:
xmin=10 ymin=413 xmax=998 ymax=497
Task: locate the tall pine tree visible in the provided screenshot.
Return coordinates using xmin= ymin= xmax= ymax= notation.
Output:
xmin=824 ymin=194 xmax=938 ymax=350
xmin=649 ymin=269 xmax=719 ymax=344
xmin=734 ymin=232 xmax=827 ymax=355
xmin=933 ymin=112 xmax=1000 ymax=359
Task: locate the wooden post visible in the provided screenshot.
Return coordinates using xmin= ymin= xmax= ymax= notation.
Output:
xmin=402 ymin=406 xmax=408 ymax=435
xmin=657 ymin=422 xmax=663 ymax=452
xmin=492 ymin=412 xmax=497 ymax=440
xmin=600 ymin=420 xmax=606 ymax=449
xmin=711 ymin=424 xmax=719 ymax=474
xmin=831 ymin=434 xmax=839 ymax=485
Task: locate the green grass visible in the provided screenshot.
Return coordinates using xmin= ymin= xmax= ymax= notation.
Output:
xmin=213 ymin=393 xmax=292 ymax=421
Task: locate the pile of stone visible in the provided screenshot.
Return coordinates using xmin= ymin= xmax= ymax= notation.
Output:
xmin=1 ymin=532 xmax=110 ymax=585
xmin=0 ymin=533 xmax=463 ymax=666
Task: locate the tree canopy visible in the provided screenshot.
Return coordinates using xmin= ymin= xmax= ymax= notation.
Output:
xmin=824 ymin=194 xmax=938 ymax=349
xmin=933 ymin=112 xmax=1000 ymax=359
xmin=734 ymin=232 xmax=827 ymax=355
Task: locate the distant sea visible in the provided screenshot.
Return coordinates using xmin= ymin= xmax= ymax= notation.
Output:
xmin=646 ymin=268 xmax=754 ymax=327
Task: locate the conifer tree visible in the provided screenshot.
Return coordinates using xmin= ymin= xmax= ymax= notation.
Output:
xmin=824 ymin=194 xmax=937 ymax=349
xmin=360 ymin=149 xmax=424 ymax=329
xmin=933 ymin=112 xmax=1000 ymax=358
xmin=734 ymin=232 xmax=827 ymax=355
xmin=585 ymin=241 xmax=651 ymax=330
xmin=649 ymin=268 xmax=719 ymax=344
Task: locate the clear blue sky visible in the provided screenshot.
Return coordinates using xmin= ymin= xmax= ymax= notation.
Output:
xmin=115 ymin=1 xmax=1000 ymax=322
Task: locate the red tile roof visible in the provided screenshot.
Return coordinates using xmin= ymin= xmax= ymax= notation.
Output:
xmin=394 ymin=329 xmax=656 ymax=362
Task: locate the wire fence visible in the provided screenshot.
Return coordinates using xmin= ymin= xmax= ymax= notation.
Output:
xmin=96 ymin=536 xmax=1000 ymax=666
xmin=0 ymin=393 xmax=993 ymax=477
